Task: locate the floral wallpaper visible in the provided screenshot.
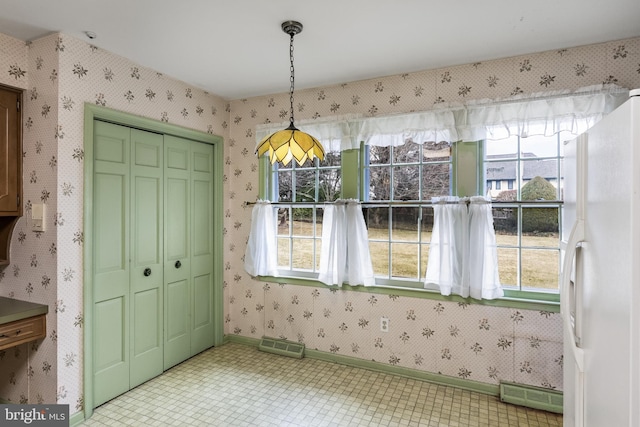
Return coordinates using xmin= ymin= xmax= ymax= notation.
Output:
xmin=1 ymin=27 xmax=639 ymax=418
xmin=0 ymin=31 xmax=229 ymax=412
xmin=225 ymin=36 xmax=640 ymax=393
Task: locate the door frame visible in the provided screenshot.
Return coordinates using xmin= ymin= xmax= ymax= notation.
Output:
xmin=82 ymin=104 xmax=224 ymax=418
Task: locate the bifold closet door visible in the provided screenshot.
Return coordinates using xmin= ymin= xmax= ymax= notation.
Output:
xmin=129 ymin=129 xmax=164 ymax=388
xmin=92 ymin=122 xmax=164 ymax=406
xmin=163 ymin=135 xmax=214 ymax=369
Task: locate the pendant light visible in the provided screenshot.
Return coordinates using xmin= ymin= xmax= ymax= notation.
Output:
xmin=256 ymin=21 xmax=325 ymax=166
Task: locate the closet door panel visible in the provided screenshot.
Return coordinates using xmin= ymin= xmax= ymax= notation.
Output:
xmin=130 ymin=129 xmax=164 ymax=387
xmin=190 ymin=142 xmax=214 ymax=354
xmin=92 ymin=121 xmax=131 ymax=406
xmin=164 ymin=136 xmax=191 ymax=369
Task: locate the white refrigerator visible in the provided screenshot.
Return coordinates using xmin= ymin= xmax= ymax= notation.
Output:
xmin=561 ymin=89 xmax=640 ymax=426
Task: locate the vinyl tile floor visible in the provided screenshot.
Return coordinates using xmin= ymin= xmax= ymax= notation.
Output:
xmin=80 ymin=343 xmax=563 ymax=427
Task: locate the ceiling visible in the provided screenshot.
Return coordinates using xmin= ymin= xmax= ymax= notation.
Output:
xmin=1 ymin=0 xmax=639 ymax=100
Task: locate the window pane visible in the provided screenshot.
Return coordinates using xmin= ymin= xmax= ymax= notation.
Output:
xmin=486 ymin=160 xmax=517 ymax=200
xmin=521 ymin=207 xmax=559 ymax=247
xmin=393 ymin=165 xmax=419 ymax=200
xmin=277 ymin=208 xmax=290 ymax=235
xmin=369 ymin=145 xmax=391 ymax=165
xmin=421 ymin=163 xmax=450 ymax=199
xmin=291 ymin=208 xmax=314 ymax=236
xmin=393 ymin=140 xmax=420 ymax=163
xmin=521 ymin=206 xmax=559 ymax=235
xmin=369 ymin=241 xmax=389 ymax=277
xmin=493 ymin=207 xmax=518 ymax=240
xmin=294 ymin=169 xmax=317 ymax=202
xmin=292 ymin=238 xmax=314 ymax=270
xmin=421 ymin=243 xmax=430 ymax=279
xmin=497 ymin=247 xmax=518 ymax=287
xmin=369 ymin=166 xmax=392 ymax=201
xmin=391 ymin=207 xmax=419 ymax=241
xmin=522 ymin=159 xmax=560 ymax=199
xmin=521 ymin=249 xmax=559 ymax=291
xmin=318 ymin=168 xmax=341 ymax=202
xmin=277 ymin=237 xmax=290 ymax=267
xmin=391 ymin=243 xmax=418 ymax=279
xmin=364 ymin=207 xmax=389 ymax=237
xmin=277 ymin=170 xmax=292 ymax=201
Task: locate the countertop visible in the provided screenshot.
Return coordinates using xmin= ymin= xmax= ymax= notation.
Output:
xmin=0 ymin=296 xmax=48 ymax=324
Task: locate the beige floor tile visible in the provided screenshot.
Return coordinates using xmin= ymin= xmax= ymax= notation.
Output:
xmin=79 ymin=343 xmax=562 ymax=426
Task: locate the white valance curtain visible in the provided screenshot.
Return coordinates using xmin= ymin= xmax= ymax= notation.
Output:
xmin=425 ymin=196 xmax=503 ymax=300
xmin=255 ymin=85 xmax=628 ymax=151
xmin=244 ymin=200 xmax=278 ymax=277
xmin=317 ymin=199 xmax=375 ymax=287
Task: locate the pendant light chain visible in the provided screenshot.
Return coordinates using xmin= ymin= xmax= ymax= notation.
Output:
xmin=255 ymin=20 xmax=324 ymax=166
xmin=289 ymin=31 xmax=296 ymax=127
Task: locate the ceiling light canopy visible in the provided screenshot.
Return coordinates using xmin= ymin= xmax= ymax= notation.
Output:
xmin=256 ymin=21 xmax=325 ymax=166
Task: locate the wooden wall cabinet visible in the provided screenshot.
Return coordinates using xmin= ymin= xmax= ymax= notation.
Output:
xmin=0 ymin=85 xmax=23 ymax=266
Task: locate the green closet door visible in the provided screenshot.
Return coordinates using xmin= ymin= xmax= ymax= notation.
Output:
xmin=163 ymin=136 xmax=192 ymax=369
xmin=129 ymin=129 xmax=164 ymax=387
xmin=92 ymin=122 xmax=165 ymax=405
xmin=164 ymin=136 xmax=215 ymax=368
xmin=92 ymin=121 xmax=131 ymax=406
xmin=190 ymin=140 xmax=214 ymax=355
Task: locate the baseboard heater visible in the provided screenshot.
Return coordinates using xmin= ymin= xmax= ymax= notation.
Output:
xmin=500 ymin=381 xmax=563 ymax=414
xmin=258 ymin=337 xmax=305 ymax=359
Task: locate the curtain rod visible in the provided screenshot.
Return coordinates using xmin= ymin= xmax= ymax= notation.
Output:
xmin=243 ymin=199 xmax=563 ymax=207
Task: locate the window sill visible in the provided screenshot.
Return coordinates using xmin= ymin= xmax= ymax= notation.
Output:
xmin=250 ymin=274 xmax=560 ymax=312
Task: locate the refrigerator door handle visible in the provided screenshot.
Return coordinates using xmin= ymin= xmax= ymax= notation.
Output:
xmin=561 ymin=219 xmax=585 ymax=372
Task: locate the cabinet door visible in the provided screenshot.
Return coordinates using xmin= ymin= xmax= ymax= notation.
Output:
xmin=0 ymin=87 xmax=21 ymax=214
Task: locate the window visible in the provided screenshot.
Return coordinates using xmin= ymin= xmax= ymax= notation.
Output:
xmin=361 ymin=140 xmax=451 ymax=286
xmin=266 ymin=135 xmax=563 ymax=295
xmin=270 ymin=149 xmax=340 ymax=277
xmin=486 ymin=130 xmax=565 ymax=294
xmin=257 ymin=87 xmax=626 ymax=300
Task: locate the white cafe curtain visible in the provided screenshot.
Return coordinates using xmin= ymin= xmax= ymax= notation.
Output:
xmin=244 ymin=200 xmax=278 ymax=277
xmin=425 ymin=196 xmax=503 ymax=300
xmin=468 ymin=196 xmax=503 ymax=300
xmin=318 ymin=199 xmax=375 ymax=287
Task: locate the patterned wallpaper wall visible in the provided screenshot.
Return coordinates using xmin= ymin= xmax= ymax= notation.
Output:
xmin=1 ymin=28 xmax=639 ymax=416
xmin=0 ymin=32 xmax=229 ymax=412
xmin=226 ymin=36 xmax=640 ymax=393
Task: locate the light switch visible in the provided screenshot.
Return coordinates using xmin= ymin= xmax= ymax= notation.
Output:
xmin=32 ymin=203 xmax=45 ymax=232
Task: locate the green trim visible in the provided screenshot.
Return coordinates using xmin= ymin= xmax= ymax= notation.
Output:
xmin=258 ymin=155 xmax=269 ymax=199
xmin=226 ymin=335 xmax=499 ymax=397
xmin=340 ymin=149 xmax=360 ymax=199
xmin=452 ymin=140 xmax=483 ymax=197
xmin=83 ymin=103 xmax=225 ymax=418
xmin=252 ymin=275 xmax=559 ymax=312
xmin=69 ymin=411 xmax=86 ymax=427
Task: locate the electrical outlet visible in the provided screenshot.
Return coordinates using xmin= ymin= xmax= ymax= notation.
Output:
xmin=380 ymin=317 xmax=389 ymax=332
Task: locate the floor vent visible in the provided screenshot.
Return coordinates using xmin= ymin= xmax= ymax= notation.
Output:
xmin=258 ymin=337 xmax=305 ymax=359
xmin=500 ymin=382 xmax=563 ymax=414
